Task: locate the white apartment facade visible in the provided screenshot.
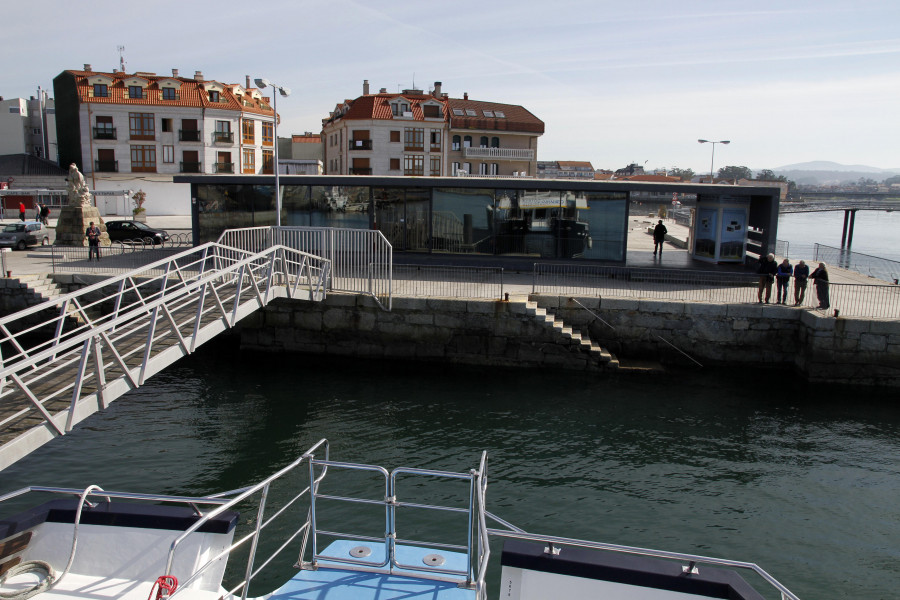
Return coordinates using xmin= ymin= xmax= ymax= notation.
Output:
xmin=321 ymin=81 xmax=543 ymax=178
xmin=0 ymin=93 xmax=56 ymax=160
xmin=53 ymin=66 xmax=277 ymax=215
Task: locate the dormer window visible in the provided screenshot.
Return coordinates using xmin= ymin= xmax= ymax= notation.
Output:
xmin=93 ymin=84 xmax=108 ymax=98
xmin=162 ymin=87 xmax=177 ymax=100
xmin=128 ymin=85 xmax=144 ymax=99
xmin=423 ymin=104 xmax=441 ymax=118
xmin=209 ymin=90 xmax=220 ymax=102
xmin=390 ymin=101 xmax=412 ymax=117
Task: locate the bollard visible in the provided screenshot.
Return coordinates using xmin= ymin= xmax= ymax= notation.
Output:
xmin=0 ymin=247 xmax=9 ymax=278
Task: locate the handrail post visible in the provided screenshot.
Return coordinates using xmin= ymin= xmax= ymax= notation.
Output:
xmin=240 ymin=482 xmax=270 ymax=600
xmin=307 ymin=458 xmax=319 ymax=569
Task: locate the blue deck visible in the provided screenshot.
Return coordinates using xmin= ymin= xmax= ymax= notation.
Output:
xmin=268 ymin=540 xmax=476 ymax=600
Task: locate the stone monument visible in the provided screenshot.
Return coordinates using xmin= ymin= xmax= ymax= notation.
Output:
xmin=54 ymin=164 xmax=110 ymax=246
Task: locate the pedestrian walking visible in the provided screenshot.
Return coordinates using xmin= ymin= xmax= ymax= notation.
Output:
xmin=793 ymin=260 xmax=809 ymax=305
xmin=18 ymin=202 xmax=25 ymax=222
xmin=810 ymin=262 xmax=830 ymax=310
xmin=39 ymin=204 xmax=50 ymax=226
xmin=85 ymin=221 xmax=101 ymax=261
xmin=775 ymin=259 xmax=792 ymax=304
xmin=34 ymin=203 xmax=41 ymax=221
xmin=653 ymin=220 xmax=667 ymax=256
xmin=756 ymin=253 xmax=777 ymax=303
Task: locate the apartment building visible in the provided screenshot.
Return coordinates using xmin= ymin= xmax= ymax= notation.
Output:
xmin=321 ymin=81 xmax=543 ymax=178
xmin=0 ymin=92 xmax=56 ymax=160
xmin=53 ymin=66 xmax=277 ymax=214
xmin=537 ymin=161 xmax=596 ymax=180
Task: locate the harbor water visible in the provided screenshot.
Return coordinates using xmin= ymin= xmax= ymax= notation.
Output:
xmin=1 ymin=337 xmax=898 ymax=598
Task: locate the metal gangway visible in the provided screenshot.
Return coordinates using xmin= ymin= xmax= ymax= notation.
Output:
xmin=0 ymin=241 xmax=332 ymax=471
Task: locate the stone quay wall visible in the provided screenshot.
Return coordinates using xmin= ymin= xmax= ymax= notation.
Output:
xmin=239 ymin=293 xmax=612 ymax=372
xmin=242 ymin=293 xmax=900 ymax=386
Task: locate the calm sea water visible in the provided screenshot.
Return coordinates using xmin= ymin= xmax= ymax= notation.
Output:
xmin=778 ymin=210 xmax=900 ymax=263
xmin=2 ymin=338 xmax=899 ymax=599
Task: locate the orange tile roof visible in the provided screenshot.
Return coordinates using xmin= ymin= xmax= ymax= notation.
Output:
xmin=292 ymin=134 xmax=322 ymax=143
xmin=557 ymin=161 xmax=594 ymax=169
xmin=62 ymin=69 xmax=276 ymax=118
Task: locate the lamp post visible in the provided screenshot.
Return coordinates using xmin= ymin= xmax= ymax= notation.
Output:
xmin=697 ymin=139 xmax=730 ymax=183
xmin=255 ymin=78 xmax=290 ymax=227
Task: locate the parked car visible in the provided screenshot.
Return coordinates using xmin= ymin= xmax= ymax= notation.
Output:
xmin=0 ymin=221 xmax=50 ymax=250
xmin=105 ymin=220 xmax=170 ymax=245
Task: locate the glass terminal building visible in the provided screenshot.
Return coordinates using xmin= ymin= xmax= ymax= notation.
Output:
xmin=175 ymin=175 xmax=780 ymax=265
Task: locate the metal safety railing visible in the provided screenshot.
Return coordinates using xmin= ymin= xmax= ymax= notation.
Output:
xmin=393 ymin=264 xmax=504 ymax=299
xmin=533 ymin=263 xmax=900 ymax=319
xmin=218 ymin=226 xmax=393 ymax=310
xmin=0 ymin=242 xmax=330 ymax=470
xmin=813 ymin=243 xmax=900 ymax=284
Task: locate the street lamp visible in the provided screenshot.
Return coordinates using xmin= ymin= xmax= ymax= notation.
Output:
xmin=697 ymin=139 xmax=730 ymax=183
xmin=255 ymin=78 xmax=291 ymax=227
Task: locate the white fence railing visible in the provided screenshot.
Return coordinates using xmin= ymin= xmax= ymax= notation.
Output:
xmin=463 ymin=147 xmax=535 ymax=160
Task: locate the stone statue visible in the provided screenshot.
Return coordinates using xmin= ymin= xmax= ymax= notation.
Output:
xmin=67 ymin=163 xmax=93 ymax=208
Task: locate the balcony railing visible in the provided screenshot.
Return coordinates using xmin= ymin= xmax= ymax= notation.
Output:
xmin=463 ymin=147 xmax=535 ymax=160
xmin=349 ymin=139 xmax=373 ymax=150
xmin=180 ymin=161 xmax=202 ymax=173
xmin=179 ymin=129 xmax=201 ymax=142
xmin=214 ymin=162 xmax=234 ymax=173
xmin=92 ymin=127 xmax=117 ymax=140
xmin=349 ymin=167 xmax=373 ymax=175
xmin=94 ymin=160 xmax=118 ymax=173
xmin=213 ymin=131 xmax=234 ymax=143
xmin=454 ymin=172 xmax=533 ymax=179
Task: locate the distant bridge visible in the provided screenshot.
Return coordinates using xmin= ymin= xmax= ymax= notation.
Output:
xmin=780 ymin=199 xmax=900 ymax=213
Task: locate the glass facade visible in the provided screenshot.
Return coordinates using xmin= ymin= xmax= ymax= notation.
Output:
xmin=192 ymin=182 xmax=628 ymax=261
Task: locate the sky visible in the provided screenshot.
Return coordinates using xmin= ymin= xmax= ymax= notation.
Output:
xmin=3 ymin=0 xmax=898 ymax=174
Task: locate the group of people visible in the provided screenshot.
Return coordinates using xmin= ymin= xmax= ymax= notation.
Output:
xmin=15 ymin=202 xmax=50 ymax=224
xmin=757 ymin=253 xmax=830 ymax=309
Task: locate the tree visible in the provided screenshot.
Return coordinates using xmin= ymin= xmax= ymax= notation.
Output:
xmin=884 ymin=175 xmax=900 ymax=186
xmin=717 ymin=165 xmax=753 ymax=181
xmin=756 ymin=169 xmax=777 ymax=180
xmin=669 ymin=167 xmax=694 ymax=181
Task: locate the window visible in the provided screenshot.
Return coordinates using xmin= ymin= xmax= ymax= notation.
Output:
xmin=482 ymin=110 xmax=494 ymax=117
xmin=494 ymin=111 xmax=506 ymax=118
xmin=214 ymin=120 xmax=232 ymax=143
xmin=423 ymin=105 xmax=441 ymax=118
xmin=390 ymin=130 xmax=400 ymax=143
xmin=430 ymin=156 xmax=441 ymax=176
xmin=452 ymin=109 xmax=464 ymax=116
xmin=451 ymin=162 xmax=460 ymax=176
xmin=162 ymin=87 xmax=177 ymax=100
xmin=162 ymin=145 xmax=174 ymax=163
xmin=180 ymin=119 xmax=200 ymax=142
xmin=463 ymin=136 xmax=472 ymax=148
xmin=463 ymin=162 xmax=471 ymax=174
xmin=403 ymin=155 xmax=424 ymax=176
xmin=161 ymin=118 xmax=173 ymax=132
xmin=94 ymin=116 xmax=115 ymax=139
xmin=404 ymin=128 xmax=424 ymax=151
xmin=130 ymin=145 xmax=156 ymax=172
xmin=479 ymin=163 xmax=488 ymax=175
xmin=465 ymin=109 xmax=476 ymax=116
xmin=262 ymin=122 xmax=273 ymax=145
xmin=490 ymin=163 xmax=499 ymax=176
xmin=8 ymin=107 xmax=20 ymax=114
xmin=391 ymin=103 xmax=410 ymax=117
xmin=128 ymin=85 xmax=144 ymax=99
xmin=242 ymin=148 xmax=255 ymax=173
xmin=262 ymin=150 xmax=274 ymax=174
xmin=390 ymin=158 xmax=400 ymax=170
xmin=491 ymin=137 xmax=500 ymax=148
xmin=242 ymin=119 xmax=255 ymax=144
xmin=480 ymin=136 xmax=489 ymax=148
xmin=430 ymin=130 xmax=441 ymax=151
xmin=129 ymin=112 xmax=155 ymax=140
xmin=452 ymin=135 xmax=460 ymax=151
xmin=208 ymin=90 xmax=220 ymax=103
xmin=93 ymin=84 xmax=109 ymax=98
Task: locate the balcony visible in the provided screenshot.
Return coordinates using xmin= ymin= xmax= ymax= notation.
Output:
xmin=463 ymin=147 xmax=535 ymax=161
xmin=214 ymin=162 xmax=234 ymax=173
xmin=454 ymin=172 xmax=533 ymax=179
xmin=213 ymin=131 xmax=234 ymax=144
xmin=94 ymin=160 xmax=118 ymax=173
xmin=180 ymin=161 xmax=202 ymax=173
xmin=349 ymin=139 xmax=373 ymax=151
xmin=349 ymin=168 xmax=373 ymax=175
xmin=179 ymin=129 xmax=201 ymax=142
xmin=93 ymin=127 xmax=117 ymax=140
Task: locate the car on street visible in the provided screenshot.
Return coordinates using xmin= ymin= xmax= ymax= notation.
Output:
xmin=105 ymin=220 xmax=170 ymax=245
xmin=0 ymin=221 xmax=51 ymax=250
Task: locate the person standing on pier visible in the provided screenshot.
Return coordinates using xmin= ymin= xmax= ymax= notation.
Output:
xmin=810 ymin=262 xmax=830 ymax=310
xmin=775 ymin=259 xmax=793 ymax=304
xmin=85 ymin=221 xmax=101 ymax=261
xmin=793 ymin=260 xmax=810 ymax=305
xmin=653 ymin=220 xmax=667 ymax=256
xmin=756 ymin=253 xmax=777 ymax=303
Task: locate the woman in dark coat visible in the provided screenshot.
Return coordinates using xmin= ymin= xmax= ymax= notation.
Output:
xmin=809 ymin=262 xmax=829 ymax=309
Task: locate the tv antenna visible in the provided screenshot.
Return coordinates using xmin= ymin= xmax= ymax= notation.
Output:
xmin=117 ymin=45 xmax=126 ymax=72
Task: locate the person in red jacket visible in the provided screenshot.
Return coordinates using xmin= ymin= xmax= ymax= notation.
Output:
xmin=18 ymin=202 xmax=25 ymax=222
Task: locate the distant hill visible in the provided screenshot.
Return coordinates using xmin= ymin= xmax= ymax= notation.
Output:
xmin=768 ymin=161 xmax=900 ymax=185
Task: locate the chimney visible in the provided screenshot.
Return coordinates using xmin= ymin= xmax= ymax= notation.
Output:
xmin=194 ymin=70 xmax=203 ymax=81
xmin=245 ymin=75 xmax=251 ymax=89
xmin=363 ymin=80 xmax=370 ymax=95
xmin=379 ymin=87 xmax=387 ymax=94
xmin=84 ymin=64 xmax=92 ymax=72
xmin=433 ymin=81 xmax=442 ymax=98
xmin=463 ymin=92 xmax=468 ymax=100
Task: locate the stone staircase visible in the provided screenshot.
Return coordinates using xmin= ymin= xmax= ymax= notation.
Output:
xmin=524 ymin=299 xmax=619 ymax=370
xmin=3 ymin=274 xmax=101 ymax=327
